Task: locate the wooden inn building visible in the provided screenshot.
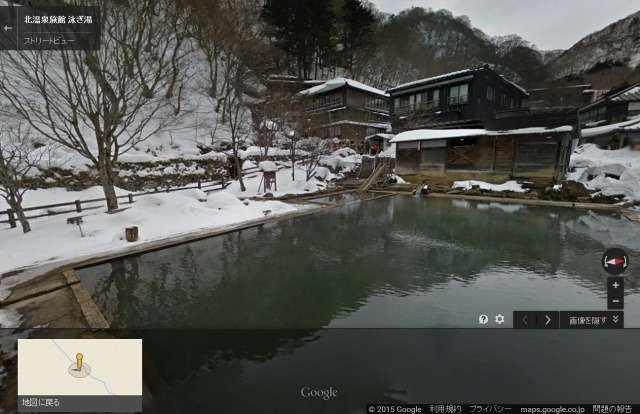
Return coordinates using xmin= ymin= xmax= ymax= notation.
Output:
xmin=299 ymin=78 xmax=390 ymax=150
xmin=390 ymin=108 xmax=579 ymax=186
xmin=387 ymin=65 xmax=529 ymax=131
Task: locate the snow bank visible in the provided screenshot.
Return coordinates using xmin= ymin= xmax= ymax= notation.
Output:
xmin=238 ymin=146 xmax=307 ymax=159
xmin=258 ymin=161 xmax=278 ymax=172
xmin=570 ymin=144 xmax=640 ymax=201
xmin=452 ymin=180 xmax=526 ymax=193
xmin=320 ymin=150 xmax=361 ymax=172
xmin=0 ymin=192 xmax=300 ymax=278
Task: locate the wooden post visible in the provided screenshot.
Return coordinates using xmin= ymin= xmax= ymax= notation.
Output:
xmin=125 ymin=226 xmax=139 ymax=242
xmin=128 ymin=193 xmax=134 ymax=204
xmin=166 ymin=186 xmax=170 ymax=193
xmin=222 ymin=180 xmax=227 ymax=189
xmin=7 ymin=209 xmax=16 ymax=228
xmin=75 ymin=200 xmax=82 ymax=213
xmin=198 ymin=180 xmax=201 ymax=189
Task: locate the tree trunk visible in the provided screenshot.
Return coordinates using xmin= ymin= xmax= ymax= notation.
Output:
xmin=15 ymin=206 xmax=31 ymax=233
xmin=290 ymin=140 xmax=296 ymax=181
xmin=98 ymin=153 xmax=119 ymax=211
xmin=6 ymin=192 xmax=30 ymax=233
xmin=235 ymin=155 xmax=246 ymax=192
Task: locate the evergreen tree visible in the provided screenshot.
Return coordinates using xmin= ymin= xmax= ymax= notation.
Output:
xmin=339 ymin=0 xmax=376 ymax=72
xmin=262 ymin=0 xmax=335 ymax=78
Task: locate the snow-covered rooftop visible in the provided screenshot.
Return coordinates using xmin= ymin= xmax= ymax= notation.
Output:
xmin=612 ymin=85 xmax=640 ymax=102
xmin=581 ymin=117 xmax=640 ymax=138
xmin=387 ymin=67 xmax=528 ymax=97
xmin=299 ymin=77 xmax=389 ymax=98
xmin=365 ymin=133 xmax=395 ymax=140
xmin=500 ymin=75 xmax=529 ymax=96
xmin=390 ymin=126 xmax=574 ymax=143
xmin=387 ymin=69 xmax=476 ymax=93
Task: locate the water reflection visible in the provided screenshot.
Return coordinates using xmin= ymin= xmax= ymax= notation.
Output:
xmin=77 ymin=196 xmax=640 ymax=329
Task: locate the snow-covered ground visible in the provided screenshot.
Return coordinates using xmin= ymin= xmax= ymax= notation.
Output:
xmin=568 ymin=144 xmax=640 ymax=202
xmin=0 ymin=191 xmax=308 ymax=326
xmin=225 ymin=163 xmax=337 ymax=197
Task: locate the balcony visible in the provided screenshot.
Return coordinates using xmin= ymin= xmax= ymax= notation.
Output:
xmin=394 ymin=100 xmax=440 ymax=115
xmin=446 ymin=94 xmax=469 ymax=105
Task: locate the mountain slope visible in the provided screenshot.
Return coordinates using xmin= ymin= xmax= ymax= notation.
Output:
xmin=546 ymin=10 xmax=640 ymax=80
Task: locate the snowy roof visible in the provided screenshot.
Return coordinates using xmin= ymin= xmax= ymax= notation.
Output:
xmin=387 ymin=69 xmax=476 ymax=93
xmin=387 ymin=67 xmax=528 ymax=97
xmin=612 ymin=85 xmax=640 ymax=102
xmin=365 ymin=133 xmax=395 ymax=141
xmin=390 ymin=129 xmax=485 ymax=143
xmin=390 ymin=126 xmax=574 ymax=143
xmin=582 ymin=81 xmax=640 ymax=111
xmin=299 ymin=77 xmax=389 ymax=98
xmin=329 ymin=120 xmax=391 ymax=130
xmin=581 ymin=117 xmax=640 ymax=138
xmin=500 ymin=75 xmax=529 ymax=96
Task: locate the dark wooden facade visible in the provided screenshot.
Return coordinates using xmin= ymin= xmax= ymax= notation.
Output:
xmin=578 ymin=81 xmax=640 ymax=128
xmin=303 ymin=79 xmax=390 ymax=145
xmin=394 ymin=109 xmax=579 ymax=186
xmin=388 ymin=65 xmax=529 ymax=131
xmin=395 ymin=132 xmax=572 ymax=185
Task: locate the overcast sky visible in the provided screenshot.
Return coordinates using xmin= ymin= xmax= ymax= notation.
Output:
xmin=369 ymin=0 xmax=640 ymax=50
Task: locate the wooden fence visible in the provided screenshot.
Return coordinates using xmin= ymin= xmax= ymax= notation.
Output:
xmin=1 ymin=179 xmax=230 ymax=229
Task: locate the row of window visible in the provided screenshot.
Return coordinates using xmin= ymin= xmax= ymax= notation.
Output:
xmin=309 ymin=92 xmax=343 ymax=110
xmin=323 ymin=125 xmax=383 ymax=138
xmin=394 ymin=84 xmax=471 ymax=111
xmin=579 ymin=107 xmax=606 ymax=124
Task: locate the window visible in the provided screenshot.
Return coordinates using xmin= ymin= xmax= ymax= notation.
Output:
xmin=327 ymin=125 xmax=341 ymax=138
xmin=448 ymin=84 xmax=469 ymax=104
xmin=366 ymin=97 xmax=386 ymax=111
xmin=311 ymin=92 xmax=342 ymax=110
xmin=580 ymin=107 xmax=607 ymax=124
xmin=486 ymin=86 xmax=495 ymax=102
xmin=501 ymin=95 xmax=514 ymax=108
xmin=419 ymin=89 xmax=440 ymax=109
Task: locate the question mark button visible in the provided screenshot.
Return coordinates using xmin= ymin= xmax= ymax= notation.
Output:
xmin=479 ymin=314 xmax=489 ymax=325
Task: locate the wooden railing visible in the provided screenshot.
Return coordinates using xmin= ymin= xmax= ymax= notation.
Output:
xmin=1 ymin=178 xmax=230 ymax=229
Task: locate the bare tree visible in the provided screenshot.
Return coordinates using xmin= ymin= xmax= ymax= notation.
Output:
xmin=0 ymin=123 xmax=45 ymax=233
xmin=302 ymin=137 xmax=331 ymax=182
xmin=0 ymin=0 xmax=193 ymax=211
xmin=222 ymin=91 xmax=249 ymax=192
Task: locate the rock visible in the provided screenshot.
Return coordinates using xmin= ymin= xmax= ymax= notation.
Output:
xmin=446 ymin=189 xmax=463 ymax=195
xmin=562 ymin=181 xmax=591 ymax=198
xmin=263 ymin=192 xmax=274 ymax=198
xmin=465 ymin=189 xmax=483 ymax=196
